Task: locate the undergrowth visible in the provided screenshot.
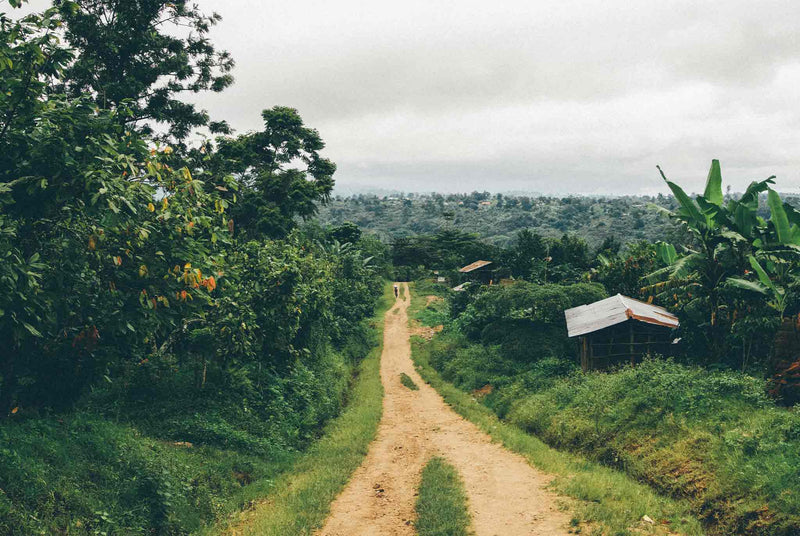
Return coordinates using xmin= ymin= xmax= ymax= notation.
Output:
xmin=0 ymin=286 xmax=392 ymax=535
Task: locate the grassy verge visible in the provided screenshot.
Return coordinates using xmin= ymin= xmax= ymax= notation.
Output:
xmin=412 ymin=338 xmax=704 ymax=535
xmin=207 ymin=282 xmax=394 ymax=535
xmin=416 ymin=457 xmax=473 ymax=536
xmin=400 ymin=372 xmax=419 ymax=391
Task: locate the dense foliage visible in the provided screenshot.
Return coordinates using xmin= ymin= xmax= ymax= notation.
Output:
xmin=317 ymin=191 xmax=694 ymax=248
xmin=0 ymin=2 xmax=385 ymax=533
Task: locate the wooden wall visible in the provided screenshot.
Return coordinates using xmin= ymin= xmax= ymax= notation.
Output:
xmin=579 ymin=320 xmax=675 ymax=372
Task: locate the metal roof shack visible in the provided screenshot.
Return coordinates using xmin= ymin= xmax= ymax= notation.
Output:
xmin=458 ymin=260 xmax=492 ymax=273
xmin=564 ymin=294 xmax=679 ymax=371
xmin=458 ymin=260 xmax=493 ymax=284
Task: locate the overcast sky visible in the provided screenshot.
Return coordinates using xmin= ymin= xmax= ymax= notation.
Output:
xmin=22 ymin=0 xmax=800 ymax=194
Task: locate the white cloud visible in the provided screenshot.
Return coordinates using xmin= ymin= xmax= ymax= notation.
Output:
xmin=20 ymin=0 xmax=800 ymax=193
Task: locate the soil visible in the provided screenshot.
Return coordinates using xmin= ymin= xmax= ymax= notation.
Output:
xmin=318 ymin=283 xmax=571 ymax=536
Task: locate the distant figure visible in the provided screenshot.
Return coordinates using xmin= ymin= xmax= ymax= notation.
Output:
xmin=394 ymin=284 xmax=399 ymax=298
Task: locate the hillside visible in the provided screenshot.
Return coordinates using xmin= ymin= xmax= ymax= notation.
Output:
xmin=317 ymin=192 xmax=800 ymax=249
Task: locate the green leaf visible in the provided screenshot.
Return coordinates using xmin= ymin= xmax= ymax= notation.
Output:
xmin=22 ymin=322 xmax=43 ymax=337
xmin=703 ymin=159 xmax=723 ymax=206
xmin=655 ymin=241 xmax=677 ymax=264
xmin=749 ymin=256 xmax=778 ymax=294
xmin=767 ymin=189 xmax=796 ymax=245
xmin=666 ymin=180 xmax=704 ymax=226
xmin=720 ymin=231 xmax=747 ymax=243
xmin=726 ymin=278 xmax=768 ymax=295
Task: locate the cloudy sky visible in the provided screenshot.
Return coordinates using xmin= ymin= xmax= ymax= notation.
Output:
xmin=24 ymin=0 xmax=800 ymax=194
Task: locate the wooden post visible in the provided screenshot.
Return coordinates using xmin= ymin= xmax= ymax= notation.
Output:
xmin=581 ymin=337 xmax=589 ymax=372
xmin=629 ymin=322 xmax=635 ymax=366
xmin=588 ymin=336 xmax=594 ymax=371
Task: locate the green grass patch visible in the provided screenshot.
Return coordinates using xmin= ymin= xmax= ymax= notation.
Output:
xmin=205 ymin=282 xmax=394 ymax=535
xmin=409 ymin=280 xmax=450 ymax=327
xmin=411 ymin=336 xmax=705 ymax=536
xmin=416 ymin=456 xmax=473 ymax=536
xmin=400 ymin=372 xmax=419 ymax=391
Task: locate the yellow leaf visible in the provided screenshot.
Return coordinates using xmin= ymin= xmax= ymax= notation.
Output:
xmin=147 ymin=202 xmax=155 ymax=212
xmin=11 ymin=407 xmax=18 ymax=414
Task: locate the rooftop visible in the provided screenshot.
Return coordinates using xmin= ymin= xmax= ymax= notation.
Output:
xmin=459 ymin=260 xmax=493 ymax=273
xmin=564 ymin=294 xmax=679 ymax=338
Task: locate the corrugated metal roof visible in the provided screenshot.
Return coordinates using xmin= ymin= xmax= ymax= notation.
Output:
xmin=564 ymin=294 xmax=679 ymax=337
xmin=459 ymin=260 xmax=492 ymax=273
xmin=451 ymin=282 xmax=469 ymax=292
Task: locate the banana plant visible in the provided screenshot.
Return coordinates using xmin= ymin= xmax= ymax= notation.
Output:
xmin=727 ymin=255 xmax=790 ymax=319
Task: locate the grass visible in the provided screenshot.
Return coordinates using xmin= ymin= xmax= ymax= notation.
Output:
xmin=410 ymin=286 xmax=800 ymax=535
xmin=0 ymin=285 xmax=391 ymax=536
xmin=400 ymin=372 xmax=419 ymax=390
xmin=415 ymin=457 xmax=473 ymax=536
xmin=206 ymin=282 xmax=394 ymax=535
xmin=409 ymin=282 xmax=704 ymax=536
xmin=412 ymin=339 xmax=705 ymax=535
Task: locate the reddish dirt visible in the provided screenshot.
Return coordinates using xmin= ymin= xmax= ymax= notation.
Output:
xmin=318 ymin=283 xmax=571 ymax=536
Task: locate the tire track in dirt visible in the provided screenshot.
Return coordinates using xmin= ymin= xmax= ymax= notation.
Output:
xmin=318 ymin=283 xmax=571 ymax=536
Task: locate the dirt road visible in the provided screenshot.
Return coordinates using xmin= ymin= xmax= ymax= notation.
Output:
xmin=318 ymin=283 xmax=570 ymax=536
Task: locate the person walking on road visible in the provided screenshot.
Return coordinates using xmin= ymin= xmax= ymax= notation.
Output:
xmin=394 ymin=284 xmax=399 ymax=298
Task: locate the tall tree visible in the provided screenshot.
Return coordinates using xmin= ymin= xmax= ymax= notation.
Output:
xmin=215 ymin=106 xmax=336 ymax=239
xmin=54 ymin=0 xmax=234 ymax=141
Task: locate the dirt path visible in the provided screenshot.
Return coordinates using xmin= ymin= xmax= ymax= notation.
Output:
xmin=319 ymin=283 xmax=570 ymax=536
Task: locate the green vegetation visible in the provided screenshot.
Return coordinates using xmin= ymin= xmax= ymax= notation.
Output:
xmin=0 ymin=2 xmax=387 ymax=534
xmin=3 ymin=1 xmax=800 ymax=533
xmin=507 ymin=360 xmax=800 ymax=535
xmin=318 ymin=192 xmax=689 ymax=249
xmin=400 ymin=372 xmax=419 ymax=391
xmin=409 ymin=210 xmax=800 ymax=534
xmin=411 ymin=327 xmax=705 ymax=536
xmin=415 ymin=457 xmax=473 ymax=536
xmin=206 ymin=284 xmax=392 ymax=536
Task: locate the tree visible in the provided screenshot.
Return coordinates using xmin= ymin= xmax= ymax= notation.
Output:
xmin=54 ymin=0 xmax=234 ymax=141
xmin=215 ymin=106 xmax=336 ymax=239
xmin=329 ymin=222 xmax=362 ymax=244
xmin=506 ymin=228 xmax=546 ymax=279
xmin=647 ymin=160 xmax=787 ymax=366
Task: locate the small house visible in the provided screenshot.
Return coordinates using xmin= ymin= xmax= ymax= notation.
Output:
xmin=564 ymin=294 xmax=679 ymax=372
xmin=458 ymin=260 xmax=493 ymax=284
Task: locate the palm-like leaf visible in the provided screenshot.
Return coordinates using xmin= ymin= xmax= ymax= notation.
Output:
xmin=726 ymin=277 xmax=769 ymax=295
xmin=703 ymin=159 xmax=723 ymax=206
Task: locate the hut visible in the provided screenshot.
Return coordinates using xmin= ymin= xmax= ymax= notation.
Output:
xmin=458 ymin=260 xmax=493 ymax=284
xmin=564 ymin=294 xmax=679 ymax=372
